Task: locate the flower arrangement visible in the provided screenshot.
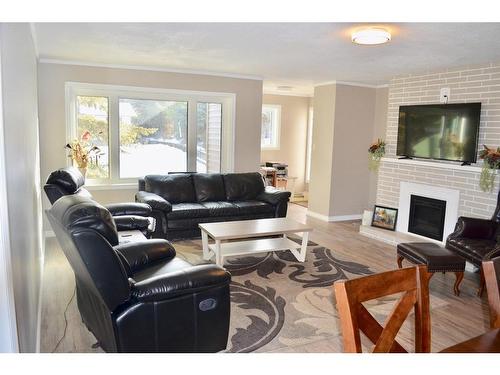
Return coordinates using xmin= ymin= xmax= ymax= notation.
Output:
xmin=65 ymin=131 xmax=102 ymax=175
xmin=479 ymin=145 xmax=500 ymax=192
xmin=368 ymin=138 xmax=386 ymax=171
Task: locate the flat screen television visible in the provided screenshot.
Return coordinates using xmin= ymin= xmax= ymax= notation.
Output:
xmin=396 ymin=103 xmax=481 ymax=163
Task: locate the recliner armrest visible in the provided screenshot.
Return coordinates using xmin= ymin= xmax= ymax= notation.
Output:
xmin=448 ymin=216 xmax=498 ymax=240
xmin=114 ymin=239 xmax=176 ymax=274
xmin=131 ymin=264 xmax=231 ymax=302
xmin=105 ymin=202 xmax=152 ymax=217
xmin=114 ymin=215 xmax=151 ymax=232
xmin=135 ymin=191 xmax=172 ymax=213
xmin=256 ymin=186 xmax=291 ymax=206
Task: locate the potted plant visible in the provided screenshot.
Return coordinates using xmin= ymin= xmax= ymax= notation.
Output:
xmin=65 ymin=131 xmax=102 ymax=177
xmin=368 ymin=138 xmax=386 ymax=171
xmin=479 ymin=145 xmax=500 ymax=192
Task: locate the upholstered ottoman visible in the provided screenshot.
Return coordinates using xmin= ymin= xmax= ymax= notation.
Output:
xmin=397 ymin=242 xmax=466 ymax=296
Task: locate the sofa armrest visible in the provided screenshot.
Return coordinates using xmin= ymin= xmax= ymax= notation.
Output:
xmin=105 ymin=202 xmax=151 ymax=217
xmin=448 ymin=217 xmax=498 ymax=240
xmin=131 ymin=264 xmax=231 ymax=302
xmin=256 ymin=186 xmax=291 ymax=206
xmin=114 ymin=239 xmax=176 ymax=274
xmin=135 ymin=191 xmax=172 ymax=213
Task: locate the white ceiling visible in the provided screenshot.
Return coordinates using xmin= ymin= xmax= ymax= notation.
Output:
xmin=33 ymin=23 xmax=500 ymax=96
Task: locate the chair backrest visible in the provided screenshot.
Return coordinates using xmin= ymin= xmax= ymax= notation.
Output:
xmin=44 ymin=166 xmax=93 ymax=204
xmin=47 ymin=194 xmax=130 ymax=312
xmin=333 ymin=265 xmax=431 ymax=353
xmin=483 ymin=256 xmax=500 ymax=329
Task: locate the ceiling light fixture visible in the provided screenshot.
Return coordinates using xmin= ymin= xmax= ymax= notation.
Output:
xmin=352 ymin=28 xmax=391 ymax=45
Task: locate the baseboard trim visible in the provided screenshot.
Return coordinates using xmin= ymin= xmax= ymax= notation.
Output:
xmin=306 ymin=210 xmax=362 ymax=222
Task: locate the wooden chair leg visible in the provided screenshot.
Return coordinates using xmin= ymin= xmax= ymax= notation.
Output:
xmin=453 ymin=272 xmax=464 ymax=296
xmin=478 ymin=267 xmax=485 ymax=297
xmin=397 ymin=255 xmax=404 ymax=269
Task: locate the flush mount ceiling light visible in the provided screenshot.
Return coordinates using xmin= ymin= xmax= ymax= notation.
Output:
xmin=352 ymin=28 xmax=391 ymax=45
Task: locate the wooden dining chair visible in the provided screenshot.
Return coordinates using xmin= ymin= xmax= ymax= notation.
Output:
xmin=483 ymin=256 xmax=500 ymax=329
xmin=333 ymin=265 xmax=431 ymax=353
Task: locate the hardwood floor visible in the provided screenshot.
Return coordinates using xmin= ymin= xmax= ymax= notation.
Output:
xmin=40 ymin=203 xmax=491 ymax=353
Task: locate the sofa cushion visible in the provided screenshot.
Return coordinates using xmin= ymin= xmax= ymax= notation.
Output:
xmin=200 ymin=201 xmax=239 ymax=217
xmin=232 ymin=200 xmax=274 ymax=215
xmin=167 ymin=203 xmax=210 ymax=220
xmin=193 ymin=174 xmax=226 ymax=202
xmin=222 ymin=172 xmax=265 ymax=201
xmin=145 ymin=174 xmax=196 ymax=203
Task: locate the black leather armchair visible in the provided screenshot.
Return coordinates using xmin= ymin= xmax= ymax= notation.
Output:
xmin=446 ymin=190 xmax=500 ymax=294
xmin=44 ymin=167 xmax=154 ymax=236
xmin=46 ymin=194 xmax=231 ymax=352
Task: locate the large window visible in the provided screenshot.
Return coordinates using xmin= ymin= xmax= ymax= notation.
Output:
xmin=66 ymin=83 xmax=234 ymax=184
xmin=261 ymin=104 xmax=281 ymax=150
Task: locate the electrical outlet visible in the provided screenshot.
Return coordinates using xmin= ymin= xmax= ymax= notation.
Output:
xmin=440 ymin=88 xmax=450 ymax=103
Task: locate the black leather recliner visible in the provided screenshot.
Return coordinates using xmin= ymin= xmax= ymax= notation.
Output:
xmin=46 ymin=194 xmax=231 ymax=352
xmin=44 ymin=167 xmax=154 ymax=236
xmin=446 ymin=189 xmax=500 ymax=294
xmin=136 ymin=172 xmax=291 ymax=239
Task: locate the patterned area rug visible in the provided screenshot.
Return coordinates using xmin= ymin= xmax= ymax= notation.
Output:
xmin=174 ymin=237 xmax=377 ymax=352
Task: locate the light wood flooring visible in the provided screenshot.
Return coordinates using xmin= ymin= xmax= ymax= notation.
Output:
xmin=40 ymin=203 xmax=491 ymax=353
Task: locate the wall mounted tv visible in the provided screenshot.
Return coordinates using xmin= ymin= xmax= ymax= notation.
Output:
xmin=396 ymin=103 xmax=481 ymax=164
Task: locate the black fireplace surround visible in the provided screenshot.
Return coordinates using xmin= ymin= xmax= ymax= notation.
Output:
xmin=408 ymin=195 xmax=447 ymax=241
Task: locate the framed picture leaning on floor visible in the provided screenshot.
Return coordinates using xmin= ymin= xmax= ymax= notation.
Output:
xmin=371 ymin=205 xmax=398 ymax=231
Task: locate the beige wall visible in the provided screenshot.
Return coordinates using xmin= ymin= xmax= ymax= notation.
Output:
xmin=308 ymin=84 xmax=336 ymax=216
xmin=368 ymin=87 xmax=389 ymax=208
xmin=330 ymin=84 xmax=377 ymax=216
xmin=308 ymin=83 xmax=387 ymax=219
xmin=261 ymin=94 xmax=310 ymax=193
xmin=37 ymin=62 xmax=263 ymax=213
xmin=1 ymin=23 xmax=43 ymax=352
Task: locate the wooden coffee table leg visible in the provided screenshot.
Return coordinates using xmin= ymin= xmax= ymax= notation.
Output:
xmin=397 ymin=254 xmax=404 ymax=269
xmin=201 ymin=230 xmax=210 ymax=260
xmin=215 ymin=239 xmax=222 ymax=267
xmin=454 ymin=272 xmax=464 ymax=296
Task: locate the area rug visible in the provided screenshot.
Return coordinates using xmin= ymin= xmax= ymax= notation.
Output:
xmin=174 ymin=237 xmax=450 ymax=353
xmin=173 ymin=237 xmax=375 ymax=352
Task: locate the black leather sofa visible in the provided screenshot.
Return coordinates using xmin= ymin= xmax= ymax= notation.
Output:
xmin=135 ymin=172 xmax=291 ymax=239
xmin=446 ymin=189 xmax=500 ymax=294
xmin=44 ymin=167 xmax=154 ymax=236
xmin=47 ymin=194 xmax=231 ymax=352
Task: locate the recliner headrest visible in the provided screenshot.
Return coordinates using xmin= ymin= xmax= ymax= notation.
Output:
xmin=46 ymin=167 xmax=85 ymax=194
xmin=50 ymin=195 xmax=119 ymax=246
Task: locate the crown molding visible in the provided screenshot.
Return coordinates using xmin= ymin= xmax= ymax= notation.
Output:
xmin=38 ymin=58 xmax=263 ymax=81
xmin=263 ymin=89 xmax=313 ymax=98
xmin=314 ymin=80 xmax=389 ymax=89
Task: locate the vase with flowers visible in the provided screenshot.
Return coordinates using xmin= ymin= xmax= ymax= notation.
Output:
xmin=368 ymin=138 xmax=386 ymax=171
xmin=479 ymin=145 xmax=500 ymax=192
xmin=65 ymin=131 xmax=103 ymax=178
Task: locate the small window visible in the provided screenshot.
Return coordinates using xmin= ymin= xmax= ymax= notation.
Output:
xmin=261 ymin=105 xmax=281 ymax=150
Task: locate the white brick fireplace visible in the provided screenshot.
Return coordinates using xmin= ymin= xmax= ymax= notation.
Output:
xmin=362 ymin=61 xmax=500 ymax=246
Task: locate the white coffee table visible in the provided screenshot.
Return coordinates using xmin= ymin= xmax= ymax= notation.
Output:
xmin=199 ymin=218 xmax=313 ymax=267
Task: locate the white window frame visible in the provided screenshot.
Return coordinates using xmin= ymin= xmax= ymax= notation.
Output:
xmin=261 ymin=104 xmax=281 ymax=150
xmin=65 ymin=82 xmax=235 ymax=186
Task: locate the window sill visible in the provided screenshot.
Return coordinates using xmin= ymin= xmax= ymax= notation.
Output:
xmin=85 ymin=183 xmax=138 ymax=191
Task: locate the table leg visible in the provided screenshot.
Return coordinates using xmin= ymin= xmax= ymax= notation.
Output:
xmin=215 ymin=239 xmax=222 ymax=267
xmin=290 ymin=231 xmax=308 ymax=262
xmin=201 ymin=230 xmax=210 ymax=261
